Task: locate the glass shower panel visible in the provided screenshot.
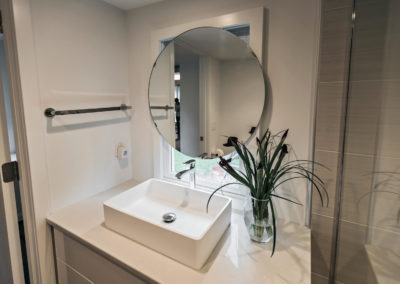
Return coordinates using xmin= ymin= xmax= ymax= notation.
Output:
xmin=334 ymin=0 xmax=400 ymax=283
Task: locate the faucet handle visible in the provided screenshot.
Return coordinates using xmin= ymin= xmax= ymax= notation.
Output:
xmin=183 ymin=159 xmax=196 ymax=168
xmin=183 ymin=159 xmax=195 ymax=164
xmin=198 ymin=153 xmax=207 ymax=159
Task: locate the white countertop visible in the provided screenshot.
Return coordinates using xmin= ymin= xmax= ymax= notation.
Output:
xmin=47 ymin=179 xmax=311 ymax=284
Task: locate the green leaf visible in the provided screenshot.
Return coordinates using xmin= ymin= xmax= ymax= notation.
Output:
xmin=206 ymin=182 xmax=242 ymax=213
xmin=270 ymin=200 xmax=277 ymax=257
xmin=213 ymin=128 xmax=329 ymax=257
xmin=270 ymin=194 xmax=303 ymax=205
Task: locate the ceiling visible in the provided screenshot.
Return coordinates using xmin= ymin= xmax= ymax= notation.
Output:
xmin=102 ymin=0 xmax=164 ymax=10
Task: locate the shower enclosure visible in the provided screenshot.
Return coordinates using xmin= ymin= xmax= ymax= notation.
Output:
xmin=312 ymin=0 xmax=400 ymax=283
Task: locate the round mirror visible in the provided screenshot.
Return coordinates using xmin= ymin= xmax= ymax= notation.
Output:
xmin=148 ymin=27 xmax=265 ymax=158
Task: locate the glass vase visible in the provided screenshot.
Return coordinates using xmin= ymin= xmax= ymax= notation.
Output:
xmin=243 ymin=194 xmax=273 ymax=243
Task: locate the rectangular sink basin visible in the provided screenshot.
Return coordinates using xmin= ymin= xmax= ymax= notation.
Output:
xmin=103 ymin=178 xmax=231 ymax=269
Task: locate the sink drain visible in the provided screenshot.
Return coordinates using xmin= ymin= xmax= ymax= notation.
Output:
xmin=162 ymin=212 xmax=176 ymax=223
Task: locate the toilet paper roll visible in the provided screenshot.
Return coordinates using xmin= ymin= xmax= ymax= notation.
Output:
xmin=116 ymin=143 xmax=128 ymax=159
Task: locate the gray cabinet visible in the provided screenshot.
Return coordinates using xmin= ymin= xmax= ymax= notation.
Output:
xmin=52 ymin=228 xmax=155 ymax=284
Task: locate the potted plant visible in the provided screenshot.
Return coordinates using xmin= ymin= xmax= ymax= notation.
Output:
xmin=207 ymin=129 xmax=328 ymax=256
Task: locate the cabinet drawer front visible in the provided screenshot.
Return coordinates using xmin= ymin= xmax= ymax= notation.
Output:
xmin=54 ymin=228 xmax=152 ymax=284
xmin=57 ymin=260 xmax=93 ymax=284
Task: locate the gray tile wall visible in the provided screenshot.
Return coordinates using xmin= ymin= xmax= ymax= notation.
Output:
xmin=311 ymin=0 xmax=353 ymax=281
xmin=335 ymin=0 xmax=400 ymax=282
xmin=312 ymin=0 xmax=400 ymax=283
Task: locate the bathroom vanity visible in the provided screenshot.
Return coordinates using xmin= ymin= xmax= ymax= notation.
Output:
xmin=47 ymin=179 xmax=311 ymax=284
xmin=45 ymin=18 xmax=311 ymax=284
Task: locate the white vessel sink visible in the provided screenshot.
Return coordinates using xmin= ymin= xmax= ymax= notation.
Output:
xmin=103 ymin=178 xmax=231 ymax=269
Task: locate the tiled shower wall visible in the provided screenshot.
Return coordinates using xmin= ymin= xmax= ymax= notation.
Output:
xmin=312 ymin=0 xmax=400 ymax=283
xmin=311 ymin=0 xmax=353 ymax=282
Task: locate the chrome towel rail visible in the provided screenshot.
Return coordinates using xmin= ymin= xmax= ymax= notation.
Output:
xmin=44 ymin=104 xmax=132 ymax=118
xmin=150 ymin=105 xmax=174 ymax=111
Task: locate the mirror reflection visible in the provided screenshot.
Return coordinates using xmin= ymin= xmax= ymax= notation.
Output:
xmin=149 ymin=27 xmax=265 ymax=158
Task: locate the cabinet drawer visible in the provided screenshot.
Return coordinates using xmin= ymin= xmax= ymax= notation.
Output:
xmin=53 ymin=228 xmax=153 ymax=284
xmin=57 ymin=260 xmax=93 ymax=284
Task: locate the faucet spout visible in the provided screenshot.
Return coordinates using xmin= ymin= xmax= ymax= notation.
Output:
xmin=175 ymin=168 xmax=192 ymax=179
xmin=175 ymin=159 xmax=196 ymax=189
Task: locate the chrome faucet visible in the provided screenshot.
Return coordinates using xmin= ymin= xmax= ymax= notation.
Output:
xmin=175 ymin=159 xmax=196 ymax=189
xmin=198 ymin=153 xmax=207 ymax=159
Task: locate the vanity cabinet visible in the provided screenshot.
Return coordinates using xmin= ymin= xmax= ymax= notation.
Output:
xmin=52 ymin=227 xmax=154 ymax=284
xmin=47 ymin=183 xmax=311 ymax=284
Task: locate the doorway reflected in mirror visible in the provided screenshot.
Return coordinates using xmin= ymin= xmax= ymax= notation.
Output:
xmin=149 ymin=26 xmax=265 ymax=159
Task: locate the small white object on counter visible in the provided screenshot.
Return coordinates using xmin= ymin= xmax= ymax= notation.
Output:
xmin=47 ymin=179 xmax=311 ymax=284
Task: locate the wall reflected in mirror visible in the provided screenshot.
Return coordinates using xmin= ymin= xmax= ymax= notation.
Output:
xmin=149 ymin=27 xmax=265 ymax=158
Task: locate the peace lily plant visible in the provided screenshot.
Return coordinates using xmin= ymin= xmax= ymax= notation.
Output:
xmin=207 ymin=129 xmax=328 ymax=256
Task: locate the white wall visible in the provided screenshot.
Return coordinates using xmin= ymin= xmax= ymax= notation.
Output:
xmin=218 ymin=58 xmax=265 ymax=153
xmin=32 ymin=0 xmax=132 ymax=211
xmin=127 ymin=0 xmax=320 ymax=224
xmin=199 ymin=56 xmax=264 ymax=156
xmin=13 ymin=0 xmax=132 ymax=282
